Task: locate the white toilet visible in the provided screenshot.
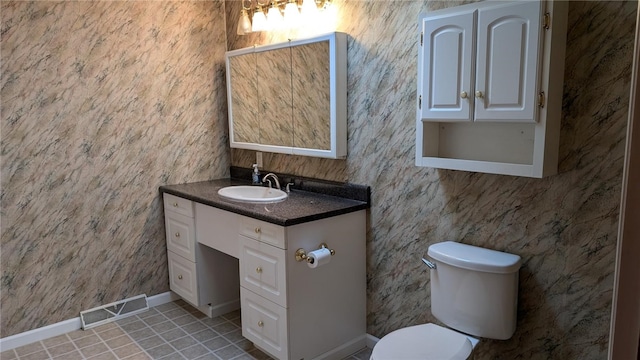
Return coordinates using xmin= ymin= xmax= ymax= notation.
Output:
xmin=370 ymin=241 xmax=522 ymax=360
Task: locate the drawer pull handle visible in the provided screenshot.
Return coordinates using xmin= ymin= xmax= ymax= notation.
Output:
xmin=256 ymin=267 xmax=262 ymax=274
xmin=175 ymin=232 xmax=180 ymax=238
xmin=178 ymin=274 xmax=183 ymax=280
xmin=254 ymin=227 xmax=261 ymax=234
xmin=258 ymin=320 xmax=264 ymax=327
xmin=173 ymin=202 xmax=179 ymax=207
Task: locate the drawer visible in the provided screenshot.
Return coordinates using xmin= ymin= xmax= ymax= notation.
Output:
xmin=165 ymin=211 xmax=196 ymax=262
xmin=163 ymin=193 xmax=194 ymax=218
xmin=240 ymin=236 xmax=287 ymax=307
xmin=241 ymin=287 xmax=288 ymax=360
xmin=239 ymin=215 xmax=285 ymax=249
xmin=167 ymin=251 xmax=198 ymax=306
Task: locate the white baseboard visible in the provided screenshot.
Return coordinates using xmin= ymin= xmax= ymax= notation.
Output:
xmin=314 ymin=334 xmax=367 ymax=359
xmin=366 ymin=333 xmax=380 ymax=349
xmin=1 ymin=293 xmax=377 ymax=354
xmin=0 ymin=292 xmax=176 ymax=352
xmin=147 ymin=291 xmax=180 ymax=308
xmin=208 ymin=299 xmax=241 ymax=318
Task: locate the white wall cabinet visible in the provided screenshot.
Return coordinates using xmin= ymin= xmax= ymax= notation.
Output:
xmin=163 ymin=193 xmax=367 ymax=360
xmin=416 ymin=0 xmax=568 ymax=177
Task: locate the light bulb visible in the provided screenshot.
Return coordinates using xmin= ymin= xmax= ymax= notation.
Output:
xmin=300 ymin=0 xmax=319 ymax=18
xmin=283 ymin=1 xmax=301 ymax=29
xmin=237 ymin=9 xmax=252 ymax=35
xmin=252 ymin=7 xmax=267 ymax=32
xmin=300 ymin=0 xmax=319 ymax=31
xmin=266 ymin=5 xmax=284 ymax=31
xmin=322 ymin=1 xmax=338 ymax=31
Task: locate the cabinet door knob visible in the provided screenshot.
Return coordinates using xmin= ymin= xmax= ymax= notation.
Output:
xmin=173 ymin=202 xmax=179 ymax=207
xmin=256 ymin=267 xmax=262 ymax=274
xmin=475 ymin=90 xmax=483 ymax=98
xmin=254 ymin=227 xmax=261 ymax=234
xmin=460 ymin=91 xmax=468 ymax=99
xmin=258 ymin=320 xmax=264 ymax=327
xmin=178 ymin=274 xmax=183 ymax=280
xmin=175 ymin=232 xmax=180 ymax=238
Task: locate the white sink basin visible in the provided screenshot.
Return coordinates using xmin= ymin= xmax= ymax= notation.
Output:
xmin=218 ymin=185 xmax=288 ymax=203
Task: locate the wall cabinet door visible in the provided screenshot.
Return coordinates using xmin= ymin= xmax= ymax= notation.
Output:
xmin=420 ymin=1 xmax=542 ymax=124
xmin=475 ymin=1 xmax=542 ymax=123
xmin=420 ymin=9 xmax=475 ymax=121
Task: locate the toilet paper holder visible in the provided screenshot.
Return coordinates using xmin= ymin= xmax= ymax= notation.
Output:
xmin=295 ymin=243 xmax=336 ymax=263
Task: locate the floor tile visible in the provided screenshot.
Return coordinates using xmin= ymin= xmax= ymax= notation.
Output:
xmin=202 ymin=336 xmax=230 ymax=351
xmin=79 ymin=342 xmax=109 ymax=358
xmin=146 ymin=344 xmax=176 ymax=358
xmin=46 ymin=342 xmax=76 ymax=357
xmin=3 ymin=301 xmax=368 ymax=360
xmin=179 ymin=344 xmax=209 ymax=360
xmin=41 ymin=334 xmax=69 ymax=348
xmin=20 ymin=350 xmax=50 ymax=360
xmin=112 ymin=343 xmax=144 ymax=358
xmin=73 ymin=333 xmax=102 ymax=348
xmin=0 ymin=349 xmax=17 ymax=360
xmin=53 ymin=349 xmax=83 ymax=359
xmin=137 ymin=335 xmax=166 ymax=350
xmin=104 ymin=334 xmax=134 ymax=349
xmin=14 ymin=341 xmax=45 ymax=356
xmin=214 ymin=344 xmax=244 ymax=360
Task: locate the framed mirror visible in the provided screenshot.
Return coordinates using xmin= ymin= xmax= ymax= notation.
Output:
xmin=225 ymin=32 xmax=347 ymax=159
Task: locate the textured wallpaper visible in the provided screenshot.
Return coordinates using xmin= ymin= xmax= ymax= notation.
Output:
xmin=226 ymin=0 xmax=636 ymax=359
xmin=1 ymin=1 xmax=635 ymax=358
xmin=1 ymin=1 xmax=229 ymax=337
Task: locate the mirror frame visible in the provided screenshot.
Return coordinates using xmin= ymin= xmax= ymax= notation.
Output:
xmin=225 ymin=32 xmax=347 ymax=159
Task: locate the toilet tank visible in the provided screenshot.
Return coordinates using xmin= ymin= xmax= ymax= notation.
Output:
xmin=427 ymin=241 xmax=522 ymax=340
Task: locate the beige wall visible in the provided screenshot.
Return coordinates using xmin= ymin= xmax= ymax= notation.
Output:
xmin=226 ymin=1 xmax=636 ymax=358
xmin=0 ymin=1 xmax=635 ymax=359
xmin=0 ymin=1 xmax=229 ymax=337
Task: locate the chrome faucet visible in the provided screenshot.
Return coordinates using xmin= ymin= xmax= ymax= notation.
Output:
xmin=262 ymin=173 xmax=281 ymax=190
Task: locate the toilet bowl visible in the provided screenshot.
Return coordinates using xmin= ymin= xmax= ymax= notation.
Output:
xmin=370 ymin=323 xmax=479 ymax=360
xmin=370 ymin=241 xmax=521 ymax=360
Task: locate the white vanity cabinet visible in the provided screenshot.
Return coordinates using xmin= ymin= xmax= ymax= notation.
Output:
xmin=238 ymin=211 xmax=367 ymax=360
xmin=162 ymin=192 xmax=367 ymax=360
xmin=163 ymin=194 xmax=240 ymax=317
xmin=416 ymin=0 xmax=568 ymax=178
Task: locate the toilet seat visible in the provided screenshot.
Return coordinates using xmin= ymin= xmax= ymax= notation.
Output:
xmin=370 ymin=323 xmax=474 ymax=360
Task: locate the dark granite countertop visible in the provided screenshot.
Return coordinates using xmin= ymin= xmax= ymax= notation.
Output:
xmin=159 ymin=173 xmax=370 ymax=226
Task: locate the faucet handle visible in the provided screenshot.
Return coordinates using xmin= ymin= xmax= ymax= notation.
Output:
xmin=285 ymin=183 xmax=294 ymax=193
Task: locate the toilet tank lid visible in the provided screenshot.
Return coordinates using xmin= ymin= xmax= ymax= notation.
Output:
xmin=428 ymin=241 xmax=522 ymax=274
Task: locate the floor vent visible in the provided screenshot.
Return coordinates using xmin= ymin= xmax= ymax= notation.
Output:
xmin=80 ymin=294 xmax=149 ymax=330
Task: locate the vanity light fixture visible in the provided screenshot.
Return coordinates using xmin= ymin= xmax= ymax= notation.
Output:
xmin=266 ymin=1 xmax=285 ymax=30
xmin=237 ymin=7 xmax=253 ymax=35
xmin=283 ymin=0 xmax=301 ymax=29
xmin=251 ymin=5 xmax=268 ymax=32
xmin=238 ymin=0 xmax=337 ymax=35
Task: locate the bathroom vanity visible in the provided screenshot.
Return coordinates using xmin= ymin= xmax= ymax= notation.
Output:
xmin=159 ymin=173 xmax=369 ymax=360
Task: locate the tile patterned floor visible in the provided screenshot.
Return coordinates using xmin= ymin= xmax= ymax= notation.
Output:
xmin=0 ymin=300 xmax=372 ymax=360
